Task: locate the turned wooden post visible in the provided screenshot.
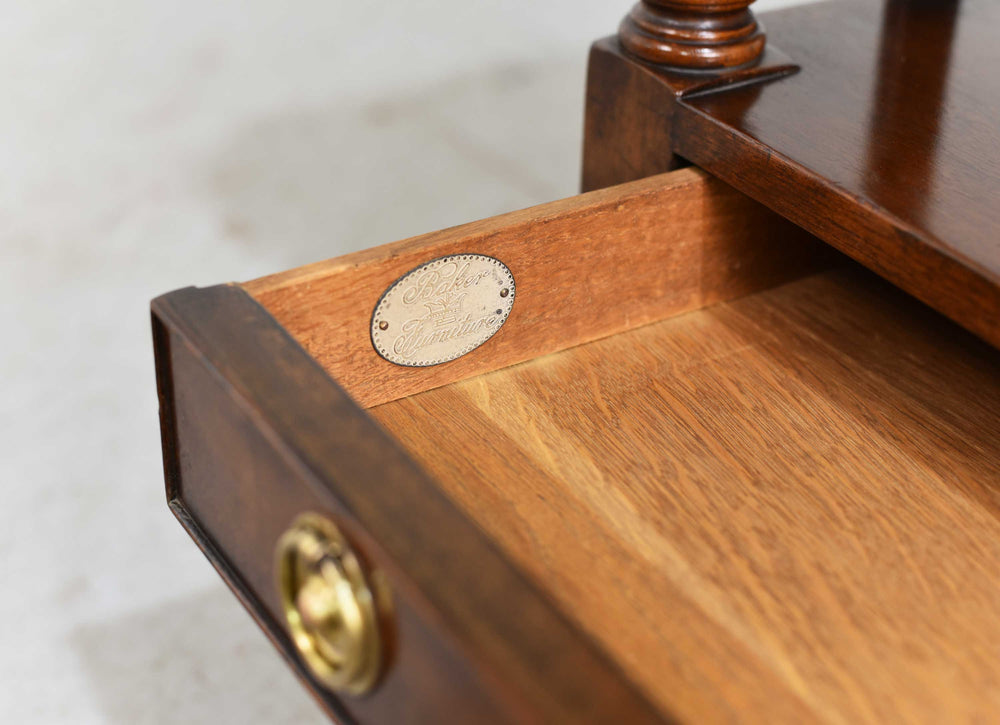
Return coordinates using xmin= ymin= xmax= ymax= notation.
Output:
xmin=619 ymin=0 xmax=766 ymax=70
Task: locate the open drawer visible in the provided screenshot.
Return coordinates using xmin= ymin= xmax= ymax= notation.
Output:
xmin=152 ymin=167 xmax=1000 ymax=723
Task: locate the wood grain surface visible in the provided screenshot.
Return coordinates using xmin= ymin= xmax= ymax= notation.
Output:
xmin=585 ymin=0 xmax=1000 ymax=351
xmin=371 ymin=266 xmax=1000 ymax=723
xmin=153 ymin=284 xmax=668 ymax=724
xmin=244 ymin=167 xmax=826 ymax=408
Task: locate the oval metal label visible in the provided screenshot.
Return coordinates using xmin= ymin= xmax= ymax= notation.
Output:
xmin=371 ymin=254 xmax=516 ymax=367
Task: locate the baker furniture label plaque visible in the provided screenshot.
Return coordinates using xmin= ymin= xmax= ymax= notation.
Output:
xmin=371 ymin=254 xmax=516 ymax=367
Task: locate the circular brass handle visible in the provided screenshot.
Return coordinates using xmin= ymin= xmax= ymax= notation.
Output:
xmin=275 ymin=514 xmax=384 ymax=695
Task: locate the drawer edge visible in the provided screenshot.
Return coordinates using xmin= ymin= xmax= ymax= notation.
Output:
xmin=151 ymin=283 xmax=669 ymax=724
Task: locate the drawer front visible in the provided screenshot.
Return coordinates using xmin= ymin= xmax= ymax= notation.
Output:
xmin=152 ymin=284 xmax=666 ymax=724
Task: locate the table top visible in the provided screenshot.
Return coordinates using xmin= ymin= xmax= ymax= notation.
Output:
xmin=676 ymin=0 xmax=1000 ymax=349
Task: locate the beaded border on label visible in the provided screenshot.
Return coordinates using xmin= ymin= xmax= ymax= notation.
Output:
xmin=370 ymin=254 xmax=516 ymax=367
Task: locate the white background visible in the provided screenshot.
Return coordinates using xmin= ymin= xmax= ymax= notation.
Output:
xmin=0 ymin=1 xmax=807 ymax=721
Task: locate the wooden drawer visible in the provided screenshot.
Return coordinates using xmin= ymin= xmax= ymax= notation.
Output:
xmin=152 ymin=165 xmax=1000 ymax=723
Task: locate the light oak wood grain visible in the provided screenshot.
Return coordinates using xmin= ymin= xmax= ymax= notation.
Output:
xmin=243 ymin=167 xmax=826 ymax=408
xmin=371 ymin=267 xmax=1000 ymax=724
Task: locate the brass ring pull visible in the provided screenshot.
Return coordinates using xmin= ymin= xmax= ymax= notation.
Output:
xmin=275 ymin=513 xmax=384 ymax=695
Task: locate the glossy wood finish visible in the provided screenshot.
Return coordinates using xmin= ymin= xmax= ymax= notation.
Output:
xmin=373 ymin=266 xmax=1000 ymax=723
xmin=245 ymin=168 xmax=827 ymax=408
xmin=153 ymin=0 xmax=1000 ymax=719
xmin=620 ymin=0 xmax=765 ymax=69
xmin=152 ymin=285 xmax=667 ymax=725
xmin=584 ymin=0 xmax=1000 ymax=351
xmin=581 ymin=36 xmax=796 ymax=190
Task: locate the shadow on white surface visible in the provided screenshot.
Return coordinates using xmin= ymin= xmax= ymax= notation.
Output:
xmin=206 ymin=59 xmax=582 ymax=271
xmin=71 ymin=587 xmax=327 ymax=725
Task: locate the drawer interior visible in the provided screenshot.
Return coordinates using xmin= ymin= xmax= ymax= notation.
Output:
xmin=370 ymin=265 xmax=1000 ymax=722
xmin=239 ymin=168 xmax=1000 ymax=720
xmin=243 ymin=167 xmax=829 ymax=409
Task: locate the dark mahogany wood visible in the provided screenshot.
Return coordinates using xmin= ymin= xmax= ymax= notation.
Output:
xmin=584 ymin=0 xmax=1000 ymax=351
xmin=152 ymin=1 xmax=1000 ymax=720
xmin=582 ymin=36 xmax=795 ymax=190
xmin=152 ymin=285 xmax=667 ymax=725
xmin=619 ymin=0 xmax=765 ymax=70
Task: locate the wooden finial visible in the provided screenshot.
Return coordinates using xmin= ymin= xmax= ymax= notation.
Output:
xmin=619 ymin=0 xmax=766 ymax=70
